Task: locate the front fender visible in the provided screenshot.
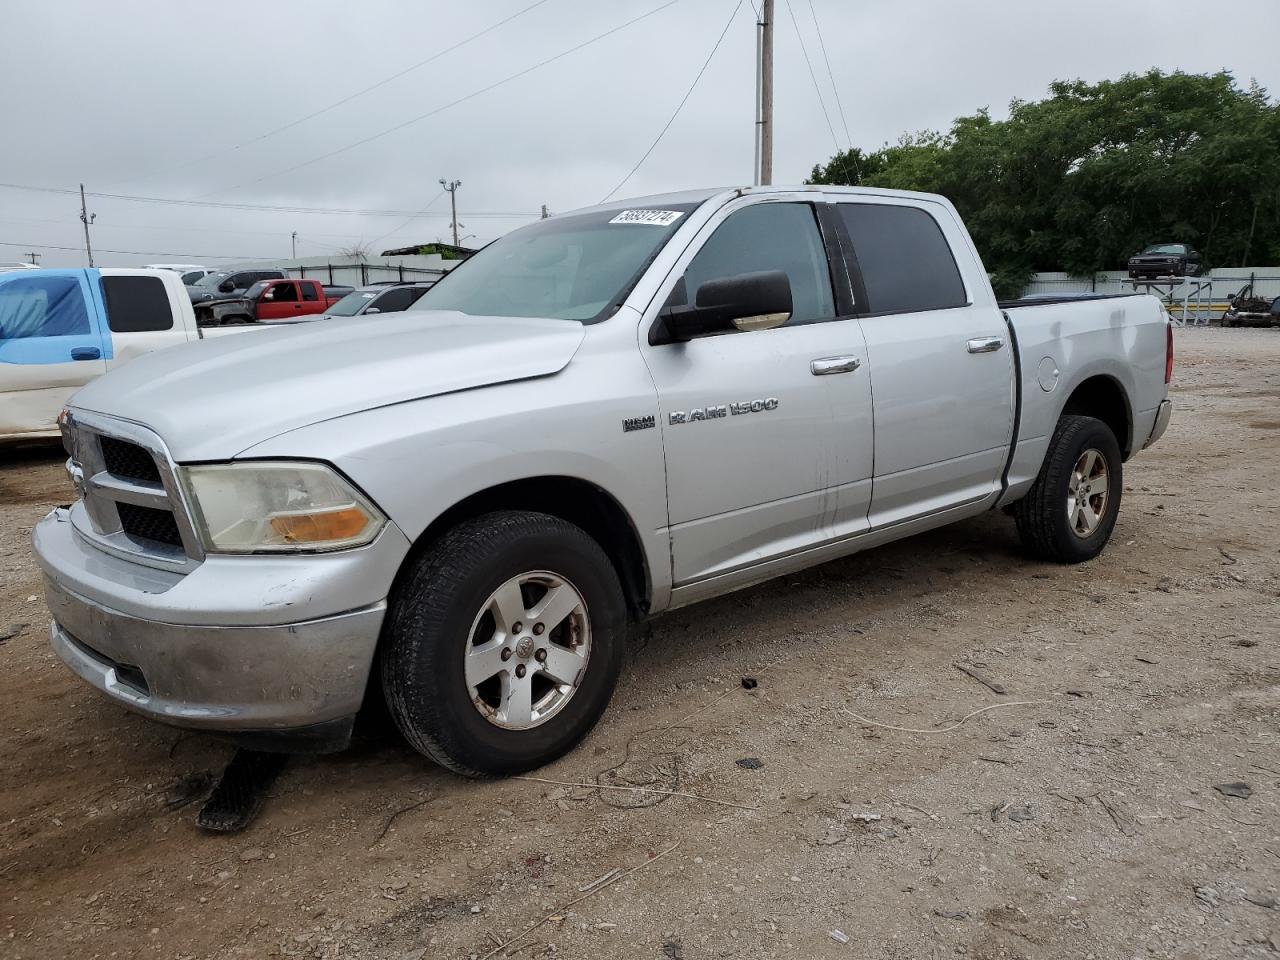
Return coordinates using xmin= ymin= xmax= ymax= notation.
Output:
xmin=238 ymin=342 xmax=672 ymax=610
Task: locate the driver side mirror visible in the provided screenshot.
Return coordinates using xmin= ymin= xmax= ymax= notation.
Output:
xmin=655 ymin=270 xmax=792 ymax=344
xmin=364 ymin=307 xmax=381 ymax=315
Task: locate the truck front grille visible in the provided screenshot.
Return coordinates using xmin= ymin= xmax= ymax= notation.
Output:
xmin=63 ymin=413 xmax=203 ymax=570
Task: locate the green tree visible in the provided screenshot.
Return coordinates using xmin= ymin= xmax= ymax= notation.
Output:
xmin=807 ymin=70 xmax=1280 ymax=296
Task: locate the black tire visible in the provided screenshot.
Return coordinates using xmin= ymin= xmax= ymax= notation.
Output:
xmin=381 ymin=510 xmax=626 ymax=777
xmin=1013 ymin=415 xmax=1123 ymax=564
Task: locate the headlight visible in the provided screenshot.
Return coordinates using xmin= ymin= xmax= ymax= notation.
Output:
xmin=181 ymin=461 xmax=385 ymax=553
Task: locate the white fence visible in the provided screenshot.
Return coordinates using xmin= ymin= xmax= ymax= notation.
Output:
xmin=224 ymin=254 xmax=463 ymax=289
xmin=1023 ymin=268 xmax=1280 ymax=322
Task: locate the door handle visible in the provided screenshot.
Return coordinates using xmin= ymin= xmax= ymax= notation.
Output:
xmin=810 ymin=355 xmax=862 ymax=376
xmin=70 ymin=346 xmax=101 ymax=361
xmin=966 ymin=337 xmax=1004 ymax=354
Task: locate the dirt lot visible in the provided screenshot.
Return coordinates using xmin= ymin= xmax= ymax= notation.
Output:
xmin=1 ymin=328 xmax=1277 ymax=960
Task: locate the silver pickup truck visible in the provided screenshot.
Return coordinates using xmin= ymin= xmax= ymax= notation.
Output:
xmin=33 ymin=186 xmax=1173 ymax=777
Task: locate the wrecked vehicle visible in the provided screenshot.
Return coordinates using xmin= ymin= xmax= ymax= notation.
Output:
xmin=1221 ymin=284 xmax=1280 ymax=327
xmin=34 ymin=186 xmax=1173 ymax=777
xmin=193 ymin=278 xmax=354 ymax=326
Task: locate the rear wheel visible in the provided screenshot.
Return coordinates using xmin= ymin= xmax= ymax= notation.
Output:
xmin=381 ymin=511 xmax=626 ymax=777
xmin=1014 ymin=415 xmax=1122 ymax=563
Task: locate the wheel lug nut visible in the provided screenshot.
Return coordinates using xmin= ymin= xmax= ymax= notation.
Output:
xmin=533 ymin=623 xmax=545 ymax=636
xmin=512 ymin=621 xmax=524 ymax=634
xmin=535 ymin=648 xmax=547 ymax=663
xmin=501 ymin=647 xmax=513 ymax=661
xmin=515 ymin=664 xmax=527 ymax=678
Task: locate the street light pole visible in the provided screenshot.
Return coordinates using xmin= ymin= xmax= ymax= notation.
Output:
xmin=439 ymin=179 xmax=462 ymax=247
xmin=79 ymin=183 xmax=96 ymax=267
xmin=759 ymin=0 xmax=774 ymax=186
xmin=291 ymin=230 xmax=297 ymax=258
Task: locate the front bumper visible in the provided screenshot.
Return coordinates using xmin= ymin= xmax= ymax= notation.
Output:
xmin=34 ymin=506 xmax=405 ymax=751
xmin=1144 ymin=399 xmax=1172 ymax=449
xmin=1128 ymin=263 xmax=1183 ymax=278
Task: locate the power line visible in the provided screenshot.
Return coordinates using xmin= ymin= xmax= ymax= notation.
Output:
xmin=0 ymin=212 xmax=370 ymax=242
xmin=198 ymin=0 xmax=683 ymax=198
xmin=805 ymin=0 xmax=851 ymax=147
xmin=600 ymin=0 xmax=745 ymax=203
xmin=368 ymin=189 xmax=448 ymax=250
xmin=0 ymin=240 xmax=278 ymax=261
xmin=783 ymin=0 xmax=840 ymax=153
xmin=0 ymin=182 xmax=538 ymax=219
xmin=104 ymin=0 xmax=558 ymax=190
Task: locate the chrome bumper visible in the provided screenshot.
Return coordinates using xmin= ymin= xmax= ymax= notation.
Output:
xmin=1144 ymin=399 xmax=1172 ymax=449
xmin=34 ymin=507 xmax=402 ymax=748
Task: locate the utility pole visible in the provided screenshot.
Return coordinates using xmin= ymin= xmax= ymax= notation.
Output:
xmin=291 ymin=230 xmax=297 ymax=258
xmin=79 ymin=183 xmax=96 ymax=267
xmin=758 ymin=0 xmax=774 ymax=185
xmin=23 ymin=252 xmax=40 ymax=266
xmin=439 ymin=179 xmax=462 ymax=246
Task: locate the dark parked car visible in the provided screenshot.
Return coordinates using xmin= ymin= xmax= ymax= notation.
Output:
xmin=322 ymin=281 xmax=435 ymax=318
xmin=186 ymin=268 xmax=289 ymax=304
xmin=1127 ymin=243 xmax=1202 ymax=280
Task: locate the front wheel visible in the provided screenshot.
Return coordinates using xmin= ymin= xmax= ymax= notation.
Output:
xmin=381 ymin=511 xmax=626 ymax=777
xmin=1014 ymin=415 xmax=1123 ymax=563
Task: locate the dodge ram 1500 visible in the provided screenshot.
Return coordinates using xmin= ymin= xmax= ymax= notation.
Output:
xmin=34 ymin=186 xmax=1173 ymax=776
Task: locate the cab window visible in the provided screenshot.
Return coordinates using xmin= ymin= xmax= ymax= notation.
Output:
xmin=371 ymin=287 xmax=414 ymax=312
xmin=0 ymin=276 xmax=90 ymax=339
xmin=837 ymin=203 xmax=968 ymax=315
xmin=679 ymin=203 xmax=835 ymax=326
xmin=101 ymin=275 xmax=173 ymax=332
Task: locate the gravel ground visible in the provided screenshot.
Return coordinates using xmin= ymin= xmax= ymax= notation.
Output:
xmin=1 ymin=327 xmax=1277 ymax=960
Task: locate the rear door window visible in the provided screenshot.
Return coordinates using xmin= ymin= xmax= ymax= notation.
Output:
xmin=837 ymin=203 xmax=968 ymax=314
xmin=300 ymin=282 xmax=318 ymax=302
xmin=101 ymin=275 xmax=174 ymax=332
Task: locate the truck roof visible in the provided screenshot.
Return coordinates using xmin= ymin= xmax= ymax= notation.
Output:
xmin=563 ymin=184 xmax=955 ymax=218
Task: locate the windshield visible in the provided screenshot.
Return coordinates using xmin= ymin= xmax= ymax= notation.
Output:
xmin=244 ymin=281 xmax=271 ymax=300
xmin=1142 ymin=244 xmax=1186 ymax=255
xmin=410 ymin=204 xmax=698 ymax=322
xmin=193 ymin=271 xmax=231 ymax=287
xmin=328 ymin=290 xmax=378 ymax=316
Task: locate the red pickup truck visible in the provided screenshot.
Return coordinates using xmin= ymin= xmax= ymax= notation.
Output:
xmin=194 ymin=279 xmax=354 ymax=325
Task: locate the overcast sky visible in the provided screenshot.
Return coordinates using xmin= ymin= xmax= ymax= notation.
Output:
xmin=2 ymin=0 xmax=1278 ymax=268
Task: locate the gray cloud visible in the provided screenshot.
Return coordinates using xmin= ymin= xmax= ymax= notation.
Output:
xmin=2 ymin=0 xmax=1277 ymax=266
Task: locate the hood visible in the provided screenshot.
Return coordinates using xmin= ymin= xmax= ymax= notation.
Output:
xmin=70 ymin=311 xmax=586 ymax=460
